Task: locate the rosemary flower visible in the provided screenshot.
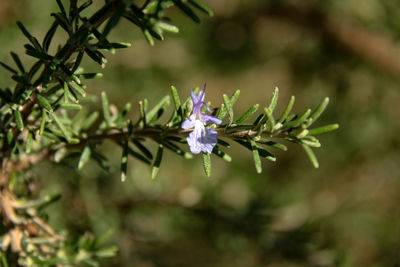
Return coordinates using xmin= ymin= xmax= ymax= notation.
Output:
xmin=182 ymin=89 xmax=222 ymax=154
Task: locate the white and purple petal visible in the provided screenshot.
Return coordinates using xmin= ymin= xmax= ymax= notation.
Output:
xmin=200 ymin=128 xmax=218 ymax=154
xmin=186 ymin=123 xmax=218 ymax=154
xmin=186 ymin=120 xmax=205 ymax=154
xmin=181 ymin=114 xmax=197 ymax=129
xmin=183 ymin=88 xmax=220 ymax=154
xmin=203 ymin=103 xmax=212 ymax=113
xmin=190 ymin=90 xmax=199 ymax=104
xmin=198 ymin=89 xmax=205 ymax=102
xmin=201 ymin=113 xmax=222 ymax=125
xmin=191 ymin=95 xmax=203 ymax=115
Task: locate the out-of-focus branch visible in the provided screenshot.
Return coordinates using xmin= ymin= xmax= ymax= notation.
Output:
xmin=260 ymin=1 xmax=400 ymax=78
xmin=0 ymin=188 xmax=63 ymax=256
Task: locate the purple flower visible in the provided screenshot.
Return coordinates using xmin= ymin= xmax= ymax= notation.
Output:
xmin=182 ymin=89 xmax=222 ymax=154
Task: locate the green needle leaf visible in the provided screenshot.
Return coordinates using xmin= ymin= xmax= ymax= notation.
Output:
xmin=14 ymin=109 xmax=24 ymax=131
xmin=138 ymin=99 xmax=148 ymax=126
xmin=1 ymin=251 xmax=9 ymax=267
xmin=212 ymin=146 xmax=232 ymax=162
xmin=302 ymin=144 xmax=319 ymax=168
xmin=63 ymin=82 xmax=78 ymax=103
xmin=59 ymin=103 xmax=82 ymax=110
xmin=132 ymin=139 xmax=153 ymax=160
xmin=7 ymin=131 xmax=14 ymax=146
xmin=202 ymin=152 xmax=211 ymax=177
xmin=277 ymin=95 xmax=295 ymax=123
xmin=301 ymin=138 xmax=321 ymax=148
xmin=101 ymin=92 xmax=112 ymax=127
xmin=39 ymin=110 xmax=47 ymax=135
xmin=235 ymin=139 xmax=276 ymax=162
xmin=152 ymin=144 xmax=164 ymax=179
xmin=0 ymin=61 xmax=18 ymax=74
xmin=161 ymin=140 xmax=193 ymax=159
xmin=37 ymin=94 xmax=53 ymax=112
xmin=95 ymin=246 xmax=118 ymax=258
xmin=188 ymin=0 xmax=214 ymax=16
xmin=69 ymin=81 xmax=86 ymax=97
xmin=51 ymin=13 xmax=71 ymax=34
xmin=102 ymin=3 xmax=125 ymax=37
xmin=50 ymin=112 xmax=71 ymax=142
xmin=218 ymin=90 xmax=239 ymax=121
xmin=25 ymin=49 xmax=53 ymax=61
xmin=308 ymin=124 xmax=339 ymax=135
xmin=230 ymin=89 xmax=240 ymax=106
xmin=256 ymin=140 xmax=287 ymax=151
xmin=283 ymin=109 xmax=311 ymax=129
xmin=55 ymin=0 xmax=66 ymax=16
xmin=223 ymin=94 xmax=234 ymax=125
xmin=17 ymin=21 xmax=32 ymax=39
xmin=249 ymin=139 xmax=262 ymax=174
xmin=158 ymin=22 xmax=179 ymax=33
xmin=17 ymin=21 xmax=41 ymax=50
xmin=26 ymin=131 xmax=33 ymax=154
xmin=121 ymin=141 xmax=129 ymax=182
xmin=172 ymin=0 xmax=200 ymax=23
xmin=78 ymin=146 xmax=91 ymax=170
xmin=306 ymin=97 xmax=330 ymax=127
xmin=264 ymin=107 xmax=275 ymax=130
xmin=43 ymin=22 xmax=59 ymax=51
xmin=143 ymin=29 xmax=155 ymax=46
xmin=297 ymin=108 xmax=312 ymax=123
xmin=146 ymin=95 xmax=170 ymax=123
xmin=81 ymin=111 xmax=99 ymax=131
xmin=11 ymin=52 xmax=25 ymax=73
xmin=217 ymin=103 xmax=227 ymax=120
xmin=78 ymin=73 xmax=103 ymax=80
xmin=217 ymin=138 xmax=231 ymax=148
xmin=171 ymin=85 xmax=183 ymax=121
xmin=171 ymin=85 xmax=181 ymax=110
xmin=166 ymin=136 xmax=187 ymax=143
xmin=119 ymin=143 xmax=151 ymax=165
xmin=268 ymin=86 xmax=279 ymax=113
xmin=235 ymin=104 xmax=259 ymax=124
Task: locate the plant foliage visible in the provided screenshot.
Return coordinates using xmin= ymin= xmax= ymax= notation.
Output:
xmin=0 ymin=0 xmax=338 ymax=265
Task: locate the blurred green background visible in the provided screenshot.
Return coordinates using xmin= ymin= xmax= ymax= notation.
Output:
xmin=2 ymin=0 xmax=400 ymax=266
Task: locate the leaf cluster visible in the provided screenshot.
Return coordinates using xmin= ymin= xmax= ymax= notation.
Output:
xmin=0 ymin=0 xmax=339 ymax=265
xmin=0 ymin=0 xmax=212 ymax=265
xmin=115 ymin=86 xmax=339 ymax=177
xmin=0 ymin=0 xmax=210 ymax=161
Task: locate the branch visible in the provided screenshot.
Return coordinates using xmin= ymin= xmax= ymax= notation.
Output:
xmin=245 ymin=1 xmax=400 ymax=78
xmin=1 ymin=0 xmax=124 ymax=159
xmin=8 ymin=88 xmax=337 ymax=176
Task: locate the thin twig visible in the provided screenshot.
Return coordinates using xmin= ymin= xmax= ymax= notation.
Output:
xmin=256 ymin=1 xmax=400 ymax=78
xmin=0 ymin=189 xmax=26 ymax=225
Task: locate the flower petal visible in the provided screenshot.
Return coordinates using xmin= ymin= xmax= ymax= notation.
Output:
xmin=198 ymin=89 xmax=205 ymax=102
xmin=186 ymin=121 xmax=205 ymax=154
xmin=204 ymin=103 xmax=212 ymax=112
xmin=193 ymin=101 xmax=203 ymax=115
xmin=200 ymin=128 xmax=218 ymax=154
xmin=201 ymin=113 xmax=222 ymax=125
xmin=183 ymin=87 xmax=221 ymax=155
xmin=190 ymin=90 xmax=199 ymax=104
xmin=181 ymin=115 xmax=196 ymax=129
